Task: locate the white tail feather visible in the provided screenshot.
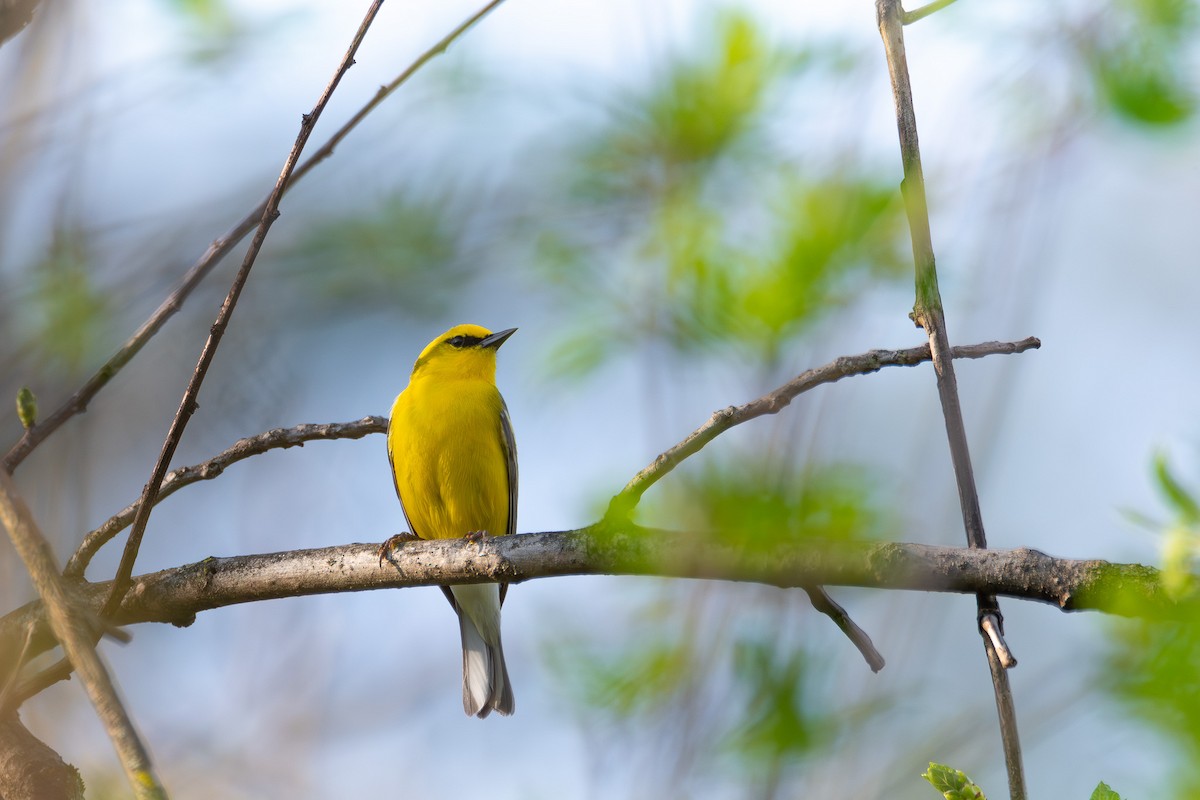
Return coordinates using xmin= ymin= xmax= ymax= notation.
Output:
xmin=451 ymin=584 xmax=514 ymax=718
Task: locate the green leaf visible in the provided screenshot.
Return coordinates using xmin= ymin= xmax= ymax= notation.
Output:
xmin=1095 ymin=51 xmax=1195 ymax=126
xmin=1090 ymin=781 xmax=1122 ymax=800
xmin=15 ymin=386 xmax=37 ymax=430
xmin=922 ymin=763 xmax=987 ymax=799
xmin=1161 ymin=523 xmax=1197 ymax=599
xmin=1154 ymin=453 xmax=1200 ymax=523
xmin=1103 ymin=614 xmax=1200 ymax=789
xmin=280 ymin=191 xmax=472 ymax=317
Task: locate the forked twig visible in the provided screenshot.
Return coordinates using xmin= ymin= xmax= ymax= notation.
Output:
xmin=902 ymin=0 xmax=959 ymax=25
xmin=875 ymin=0 xmax=1026 ymax=796
xmin=65 ymin=417 xmax=387 ymax=578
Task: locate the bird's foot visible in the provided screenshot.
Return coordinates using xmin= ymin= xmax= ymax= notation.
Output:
xmin=464 ymin=530 xmax=491 ymax=552
xmin=377 ymin=531 xmax=419 ymax=568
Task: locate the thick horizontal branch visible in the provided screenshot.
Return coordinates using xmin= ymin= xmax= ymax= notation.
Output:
xmin=0 ymin=528 xmax=1177 ymax=694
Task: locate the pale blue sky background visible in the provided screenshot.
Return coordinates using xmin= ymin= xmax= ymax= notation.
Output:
xmin=2 ymin=0 xmax=1199 ymax=797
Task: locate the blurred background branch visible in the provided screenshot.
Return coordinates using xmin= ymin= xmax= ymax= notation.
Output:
xmin=0 ymin=472 xmax=165 ymax=797
xmin=65 ymin=417 xmax=387 ymax=579
xmin=0 ymin=0 xmax=38 ymax=48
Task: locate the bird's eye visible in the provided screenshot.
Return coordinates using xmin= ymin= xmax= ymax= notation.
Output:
xmin=447 ymin=335 xmax=466 ymax=348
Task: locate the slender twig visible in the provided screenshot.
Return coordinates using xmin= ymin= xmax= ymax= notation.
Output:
xmin=0 ymin=621 xmax=34 ymax=712
xmin=0 ymin=0 xmax=508 ymax=476
xmin=285 ymin=0 xmax=507 ymax=191
xmin=101 ymin=2 xmax=385 ymax=619
xmin=981 ymin=613 xmax=1017 ymax=668
xmin=804 ymin=586 xmax=885 ymax=672
xmin=0 ymin=471 xmax=166 ymax=798
xmin=65 ymin=417 xmax=387 ymax=579
xmin=0 ymin=531 xmax=1182 ymax=709
xmin=607 ymin=337 xmax=1039 ymax=518
xmin=876 ymin=1 xmax=1026 ymax=797
xmin=902 ymin=0 xmax=959 ymax=25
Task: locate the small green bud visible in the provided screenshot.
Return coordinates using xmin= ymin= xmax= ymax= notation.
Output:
xmin=16 ymin=386 xmax=37 ymax=429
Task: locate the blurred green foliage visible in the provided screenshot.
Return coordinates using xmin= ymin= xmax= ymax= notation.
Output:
xmin=664 ymin=459 xmax=882 ymax=551
xmin=163 ymin=0 xmax=243 ymax=64
xmin=279 ymin=191 xmax=471 ymax=318
xmin=1080 ymin=0 xmax=1198 ymax=126
xmin=542 ymin=11 xmax=896 ymax=794
xmin=723 ymin=637 xmax=836 ymax=766
xmin=1102 ymin=454 xmax=1200 ymax=798
xmin=1091 ymin=782 xmax=1123 ymax=800
xmin=533 ymin=8 xmax=906 ymax=374
xmin=26 ymin=226 xmax=112 ymax=374
xmin=548 ymin=626 xmax=853 ymax=789
xmin=553 ymin=633 xmax=691 ymax=719
xmin=1105 ymin=615 xmax=1200 ymax=795
xmin=1153 ymin=453 xmax=1200 ymax=597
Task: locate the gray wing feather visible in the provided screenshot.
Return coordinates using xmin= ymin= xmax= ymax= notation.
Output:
xmin=498 ymin=395 xmax=517 ymax=607
xmin=498 ymin=395 xmax=518 ymax=538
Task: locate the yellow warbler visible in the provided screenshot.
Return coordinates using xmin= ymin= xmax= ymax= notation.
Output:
xmin=383 ymin=324 xmax=517 ymax=718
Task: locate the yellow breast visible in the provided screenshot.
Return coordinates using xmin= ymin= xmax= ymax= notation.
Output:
xmin=388 ymin=377 xmax=510 ymax=541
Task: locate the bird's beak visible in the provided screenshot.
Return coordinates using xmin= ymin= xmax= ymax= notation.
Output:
xmin=480 ymin=328 xmax=517 ymax=349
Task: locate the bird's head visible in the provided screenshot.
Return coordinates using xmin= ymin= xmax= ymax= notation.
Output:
xmin=410 ymin=324 xmax=517 ymax=383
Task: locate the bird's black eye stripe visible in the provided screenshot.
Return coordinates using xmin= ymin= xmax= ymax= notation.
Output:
xmin=446 ymin=334 xmax=483 ymax=348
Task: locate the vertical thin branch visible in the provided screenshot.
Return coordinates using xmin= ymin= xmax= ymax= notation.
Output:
xmin=875 ymin=1 xmax=1026 ymax=798
xmin=0 ymin=472 xmax=165 ymax=799
xmin=101 ymin=0 xmax=386 ymax=617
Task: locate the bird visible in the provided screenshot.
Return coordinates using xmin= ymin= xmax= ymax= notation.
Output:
xmin=381 ymin=324 xmax=518 ymax=718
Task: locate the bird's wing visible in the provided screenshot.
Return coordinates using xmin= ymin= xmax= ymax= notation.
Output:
xmin=498 ymin=395 xmax=518 ymax=539
xmin=498 ymin=395 xmax=518 ymax=607
xmin=389 ymin=406 xmax=457 ymax=609
xmin=386 ymin=411 xmax=422 ymax=539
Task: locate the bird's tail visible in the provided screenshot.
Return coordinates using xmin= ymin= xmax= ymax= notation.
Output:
xmin=452 ymin=583 xmax=515 ymax=718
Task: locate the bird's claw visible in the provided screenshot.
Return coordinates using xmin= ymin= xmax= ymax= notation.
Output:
xmin=464 ymin=530 xmax=490 ymax=552
xmin=377 ymin=531 xmax=418 ymax=568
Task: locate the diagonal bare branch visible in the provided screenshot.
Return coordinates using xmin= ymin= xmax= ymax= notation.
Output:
xmin=0 ymin=0 xmax=508 ymax=476
xmin=65 ymin=417 xmax=387 ymax=579
xmin=607 ymin=337 xmax=1039 ymax=518
xmin=102 ymin=1 xmax=386 ymax=619
xmin=0 ymin=471 xmax=165 ymax=798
